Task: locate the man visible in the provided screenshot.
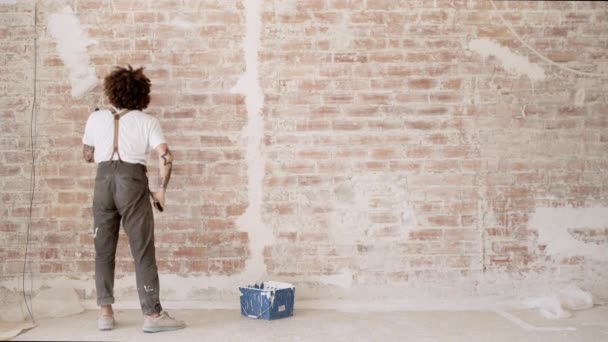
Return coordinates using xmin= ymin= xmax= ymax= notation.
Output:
xmin=82 ymin=65 xmax=185 ymax=333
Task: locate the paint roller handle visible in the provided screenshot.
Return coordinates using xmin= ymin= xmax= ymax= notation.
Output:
xmin=150 ymin=190 xmax=165 ymax=212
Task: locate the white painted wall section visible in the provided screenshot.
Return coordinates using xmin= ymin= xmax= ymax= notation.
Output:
xmin=529 ymin=207 xmax=608 ymax=260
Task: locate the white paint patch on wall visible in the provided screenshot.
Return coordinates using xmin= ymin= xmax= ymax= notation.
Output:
xmin=47 ymin=6 xmax=98 ymax=97
xmin=529 ymin=207 xmax=608 ymax=259
xmin=0 ymin=0 xmax=17 ymax=5
xmin=170 ymin=18 xmax=194 ymax=30
xmin=326 ymin=18 xmax=353 ymax=50
xmin=468 ymin=38 xmax=546 ymax=81
xmin=318 ymin=269 xmax=354 ymax=289
xmin=320 ymin=173 xmax=416 ymax=289
xmin=230 ymin=0 xmax=274 ymax=277
xmin=332 ymin=173 xmax=416 ymax=244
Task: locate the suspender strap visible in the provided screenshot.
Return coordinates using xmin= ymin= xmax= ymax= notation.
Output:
xmin=110 ymin=109 xmax=130 ymax=161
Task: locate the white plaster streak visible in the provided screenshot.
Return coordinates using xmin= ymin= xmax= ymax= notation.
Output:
xmin=529 ymin=207 xmax=608 ymax=259
xmin=170 ymin=18 xmax=194 ymax=30
xmin=0 ymin=0 xmax=17 ymax=4
xmin=494 ymin=310 xmax=576 ymax=331
xmin=47 ymin=6 xmax=98 ymax=97
xmin=230 ymin=0 xmax=273 ymax=276
xmin=468 ymin=38 xmax=545 ymax=81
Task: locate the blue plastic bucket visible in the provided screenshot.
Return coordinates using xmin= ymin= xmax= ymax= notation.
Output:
xmin=239 ymin=281 xmax=295 ymax=320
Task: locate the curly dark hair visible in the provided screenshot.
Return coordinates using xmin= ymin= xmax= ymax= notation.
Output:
xmin=104 ymin=65 xmax=151 ymax=110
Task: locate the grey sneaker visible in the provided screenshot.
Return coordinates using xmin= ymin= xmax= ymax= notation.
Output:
xmin=142 ymin=311 xmax=186 ymax=333
xmin=97 ymin=314 xmax=115 ymax=331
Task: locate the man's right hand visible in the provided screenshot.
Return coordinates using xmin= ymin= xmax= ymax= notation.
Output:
xmin=151 ymin=190 xmax=165 ymax=212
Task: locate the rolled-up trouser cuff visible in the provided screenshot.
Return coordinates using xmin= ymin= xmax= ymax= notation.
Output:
xmin=97 ymin=296 xmax=115 ymax=306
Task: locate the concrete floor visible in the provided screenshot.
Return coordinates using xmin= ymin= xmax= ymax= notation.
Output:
xmin=8 ymin=306 xmax=608 ymax=341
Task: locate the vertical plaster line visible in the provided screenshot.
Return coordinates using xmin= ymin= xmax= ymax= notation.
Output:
xmin=47 ymin=6 xmax=98 ymax=97
xmin=230 ymin=0 xmax=274 ymax=277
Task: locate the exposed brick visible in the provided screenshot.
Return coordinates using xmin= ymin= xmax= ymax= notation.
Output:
xmin=408 ymin=78 xmax=437 ymax=90
xmin=410 ymin=229 xmax=443 ymax=241
xmin=1 ymin=0 xmax=606 ymax=297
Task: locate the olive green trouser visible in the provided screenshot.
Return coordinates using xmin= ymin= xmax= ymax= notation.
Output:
xmin=93 ymin=161 xmax=162 ymax=315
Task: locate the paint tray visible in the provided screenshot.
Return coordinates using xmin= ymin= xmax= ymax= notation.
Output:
xmin=239 ymin=281 xmax=295 ymax=320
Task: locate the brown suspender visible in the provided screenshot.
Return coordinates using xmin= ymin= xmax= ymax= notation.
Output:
xmin=110 ymin=109 xmax=130 ymax=161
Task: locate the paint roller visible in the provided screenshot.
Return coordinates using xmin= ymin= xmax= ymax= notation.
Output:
xmin=152 ymin=196 xmax=164 ymax=212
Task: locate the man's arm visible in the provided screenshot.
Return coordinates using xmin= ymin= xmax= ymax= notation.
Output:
xmin=83 ymin=144 xmax=95 ymax=163
xmin=151 ymin=143 xmax=173 ymax=212
xmin=157 ymin=143 xmax=173 ymax=190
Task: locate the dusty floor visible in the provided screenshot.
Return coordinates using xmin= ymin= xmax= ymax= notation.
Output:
xmin=8 ymin=306 xmax=608 ymax=341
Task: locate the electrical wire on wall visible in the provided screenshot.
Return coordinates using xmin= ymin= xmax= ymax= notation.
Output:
xmin=22 ymin=1 xmax=38 ymax=325
xmin=489 ymin=0 xmax=608 ymax=79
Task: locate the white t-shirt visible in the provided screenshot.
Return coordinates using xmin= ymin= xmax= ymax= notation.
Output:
xmin=82 ymin=109 xmax=166 ymax=165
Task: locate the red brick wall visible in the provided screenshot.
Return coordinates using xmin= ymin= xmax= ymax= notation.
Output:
xmin=1 ymin=0 xmax=607 ymax=301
